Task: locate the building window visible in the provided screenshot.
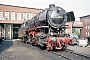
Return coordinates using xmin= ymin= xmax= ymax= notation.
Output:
xmin=23 ymin=13 xmax=27 ymax=21
xmin=17 ymin=13 xmax=21 ymax=20
xmin=86 ymin=26 xmax=87 ymax=29
xmin=86 ymin=18 xmax=90 ymax=22
xmin=5 ymin=12 xmax=9 ymax=20
xmin=88 ymin=26 xmax=89 ymax=29
xmin=86 ymin=32 xmax=89 ymax=36
xmin=88 ymin=32 xmax=89 ymax=36
xmin=86 ymin=32 xmax=87 ymax=36
xmin=34 ymin=13 xmax=37 ymax=16
xmin=86 ymin=26 xmax=89 ymax=29
xmin=29 ymin=13 xmax=32 ymax=19
xmin=11 ymin=12 xmax=15 ymax=20
xmin=0 ymin=12 xmax=3 ymax=20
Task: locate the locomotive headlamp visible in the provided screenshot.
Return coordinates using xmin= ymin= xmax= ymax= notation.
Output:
xmin=50 ymin=32 xmax=53 ymax=35
xmin=58 ymin=7 xmax=61 ymax=10
xmin=51 ymin=37 xmax=56 ymax=42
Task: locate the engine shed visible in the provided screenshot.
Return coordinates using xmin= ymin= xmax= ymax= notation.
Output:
xmin=0 ymin=4 xmax=42 ymax=39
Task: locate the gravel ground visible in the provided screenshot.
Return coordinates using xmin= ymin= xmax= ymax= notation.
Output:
xmin=0 ymin=40 xmax=67 ymax=60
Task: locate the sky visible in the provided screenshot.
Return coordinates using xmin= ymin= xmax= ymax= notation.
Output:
xmin=0 ymin=0 xmax=90 ymax=21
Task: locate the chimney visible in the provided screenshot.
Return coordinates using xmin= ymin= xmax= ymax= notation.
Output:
xmin=49 ymin=4 xmax=55 ymax=8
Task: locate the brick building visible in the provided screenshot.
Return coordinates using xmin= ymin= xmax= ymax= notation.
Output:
xmin=0 ymin=4 xmax=42 ymax=39
xmin=80 ymin=15 xmax=90 ymax=39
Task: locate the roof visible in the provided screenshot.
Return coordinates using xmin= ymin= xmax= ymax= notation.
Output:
xmin=0 ymin=4 xmax=43 ymax=10
xmin=80 ymin=15 xmax=90 ymax=18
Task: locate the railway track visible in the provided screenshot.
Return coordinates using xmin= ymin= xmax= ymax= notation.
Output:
xmin=49 ymin=51 xmax=73 ymax=60
xmin=66 ymin=49 xmax=90 ymax=58
xmin=18 ymin=40 xmax=90 ymax=60
xmin=48 ymin=49 xmax=90 ymax=60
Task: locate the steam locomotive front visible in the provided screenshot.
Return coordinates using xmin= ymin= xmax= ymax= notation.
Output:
xmin=46 ymin=4 xmax=74 ymax=50
xmin=47 ymin=4 xmax=67 ymax=28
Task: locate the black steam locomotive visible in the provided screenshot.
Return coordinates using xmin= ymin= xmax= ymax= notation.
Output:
xmin=19 ymin=4 xmax=75 ymax=50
